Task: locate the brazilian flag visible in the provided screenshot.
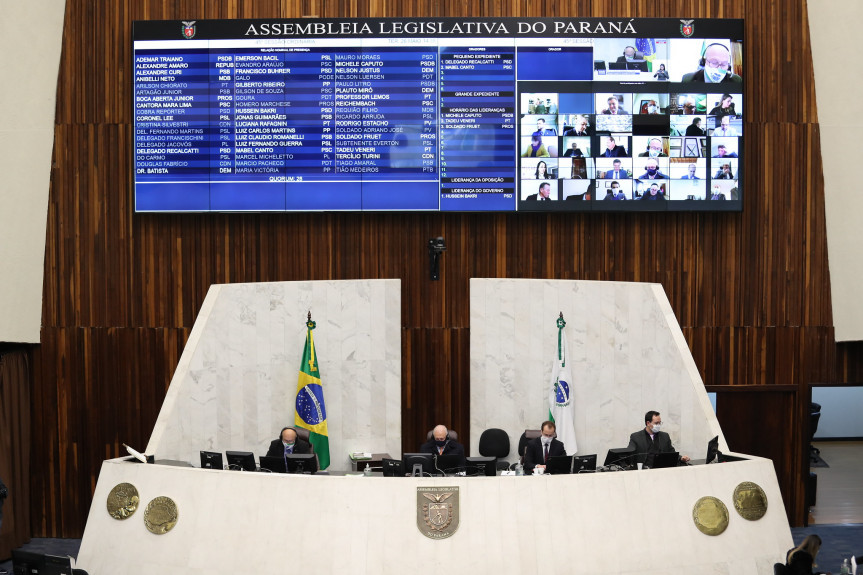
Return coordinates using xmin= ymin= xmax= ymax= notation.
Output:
xmin=294 ymin=318 xmax=330 ymax=470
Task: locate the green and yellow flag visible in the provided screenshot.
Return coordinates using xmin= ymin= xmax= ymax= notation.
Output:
xmin=294 ymin=316 xmax=330 ymax=470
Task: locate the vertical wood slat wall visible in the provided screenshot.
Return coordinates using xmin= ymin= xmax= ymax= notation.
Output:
xmin=27 ymin=0 xmax=862 ymax=537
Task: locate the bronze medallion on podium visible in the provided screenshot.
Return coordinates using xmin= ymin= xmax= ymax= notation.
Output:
xmin=733 ymin=481 xmax=768 ymax=520
xmin=692 ymin=496 xmax=729 ymax=536
xmin=417 ymin=486 xmax=459 ymax=539
xmin=144 ymin=496 xmax=179 ymax=534
xmin=106 ymin=482 xmax=140 ymax=520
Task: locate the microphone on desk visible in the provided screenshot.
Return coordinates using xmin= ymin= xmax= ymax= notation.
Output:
xmin=123 ymin=443 xmax=148 ymax=463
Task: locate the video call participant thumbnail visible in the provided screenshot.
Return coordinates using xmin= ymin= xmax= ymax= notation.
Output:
xmin=685 ymin=117 xmax=705 ymax=136
xmin=680 ymin=162 xmax=700 ymax=180
xmin=714 ymin=162 xmax=735 ymax=180
xmin=711 ymin=115 xmax=739 ymax=137
xmin=601 ymin=135 xmax=629 ymax=158
xmin=600 ymin=95 xmax=629 ymax=115
xmin=708 ymin=93 xmax=738 ymax=117
xmin=533 ymin=117 xmax=558 ymax=137
xmin=712 ymin=143 xmax=738 ymax=158
xmin=638 ymin=158 xmax=668 ymax=179
xmin=639 ymin=183 xmax=666 ymax=201
xmin=681 ymin=43 xmax=742 ymax=84
xmin=523 ymin=135 xmax=551 ymax=158
xmin=563 ymin=115 xmax=591 ymax=137
xmin=637 ymin=137 xmax=668 ymax=158
xmin=525 ymin=181 xmax=554 ymax=201
xmin=603 ymin=181 xmax=627 ymax=201
xmin=603 ymin=159 xmax=629 ymax=180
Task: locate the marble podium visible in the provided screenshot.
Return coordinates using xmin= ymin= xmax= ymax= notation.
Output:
xmin=75 ymin=279 xmax=792 ymax=574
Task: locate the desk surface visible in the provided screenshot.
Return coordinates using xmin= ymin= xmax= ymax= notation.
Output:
xmin=78 ymin=454 xmax=790 ymax=575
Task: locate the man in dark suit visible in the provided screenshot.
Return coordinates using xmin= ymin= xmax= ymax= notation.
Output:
xmin=562 ymin=114 xmax=590 ymax=137
xmin=602 ymin=135 xmax=628 ymax=158
xmin=266 ymin=427 xmax=312 ymax=457
xmin=627 ymin=411 xmax=690 ymax=468
xmin=525 ymin=182 xmax=552 ymax=201
xmin=420 ymin=425 xmax=465 ymax=456
xmin=604 ymin=159 xmax=629 ymax=180
xmin=616 ymin=45 xmax=637 ymax=63
xmin=523 ymin=421 xmax=566 ymax=474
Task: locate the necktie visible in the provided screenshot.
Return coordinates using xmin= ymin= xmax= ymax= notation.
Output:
xmin=614 ymin=172 xmax=619 ymax=179
xmin=544 ymin=442 xmax=549 ymax=462
xmin=285 ymin=445 xmax=293 ymax=455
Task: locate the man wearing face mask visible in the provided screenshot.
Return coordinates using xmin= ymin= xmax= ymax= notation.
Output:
xmin=682 ymin=43 xmax=742 ymax=84
xmin=638 ymin=138 xmax=668 ymax=158
xmin=420 ymin=425 xmax=465 ymax=457
xmin=523 ymin=421 xmax=566 ymax=474
xmin=266 ymin=427 xmax=312 ymax=457
xmin=627 ymin=411 xmax=690 ymax=468
xmin=638 ymin=158 xmax=668 ymax=179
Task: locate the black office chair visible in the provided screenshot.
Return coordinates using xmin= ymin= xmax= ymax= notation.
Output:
xmin=478 ymin=428 xmax=511 ymax=470
xmin=426 ymin=428 xmax=458 ymax=442
xmin=511 ymin=429 xmax=542 ymax=470
xmin=809 ymin=402 xmax=821 ymax=462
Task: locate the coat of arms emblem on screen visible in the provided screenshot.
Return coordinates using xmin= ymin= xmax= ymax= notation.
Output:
xmin=182 ymin=21 xmax=196 ymax=39
xmin=416 ymin=486 xmax=459 ymax=539
xmin=680 ymin=19 xmax=695 ymax=37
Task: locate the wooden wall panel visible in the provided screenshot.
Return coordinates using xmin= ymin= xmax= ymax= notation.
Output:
xmin=24 ymin=0 xmax=863 ymax=537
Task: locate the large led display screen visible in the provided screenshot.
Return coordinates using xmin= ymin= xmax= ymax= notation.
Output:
xmin=133 ymin=18 xmax=743 ymax=212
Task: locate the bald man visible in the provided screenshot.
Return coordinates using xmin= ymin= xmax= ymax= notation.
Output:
xmin=266 ymin=427 xmax=311 ymax=457
xmin=420 ymin=425 xmax=465 ymax=457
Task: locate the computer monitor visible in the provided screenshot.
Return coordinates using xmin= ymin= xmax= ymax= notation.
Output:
xmin=651 ymin=451 xmax=680 ymax=469
xmin=603 ymin=446 xmax=636 ymax=469
xmin=259 ymin=455 xmax=287 ymax=474
xmin=43 ymin=555 xmax=74 ymax=575
xmin=225 ymin=450 xmax=257 ymax=472
xmin=434 ymin=453 xmax=465 ymax=475
xmin=626 ymin=61 xmax=648 ymax=72
xmin=381 ymin=458 xmax=404 ymax=477
xmin=705 ymin=435 xmax=720 ymax=464
xmin=545 ymin=455 xmax=573 ymax=475
xmin=12 ymin=549 xmax=45 ymax=574
xmin=199 ymin=450 xmax=223 ymax=470
xmin=572 ymin=454 xmax=598 ymax=473
xmin=402 ymin=453 xmax=434 ymax=477
xmin=285 ymin=453 xmax=318 ymax=474
xmin=465 ymin=456 xmax=497 ymax=476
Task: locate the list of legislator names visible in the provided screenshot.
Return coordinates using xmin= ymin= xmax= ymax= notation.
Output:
xmin=134 ymin=41 xmax=442 ymax=210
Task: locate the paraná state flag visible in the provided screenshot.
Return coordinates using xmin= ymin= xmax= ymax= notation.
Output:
xmin=548 ymin=316 xmax=577 ymax=453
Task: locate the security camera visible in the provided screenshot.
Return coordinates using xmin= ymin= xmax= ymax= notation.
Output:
xmin=429 ymin=237 xmax=446 ymax=253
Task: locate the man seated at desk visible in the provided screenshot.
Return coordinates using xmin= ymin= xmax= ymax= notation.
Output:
xmin=523 ymin=420 xmax=566 ymax=474
xmin=627 ymin=411 xmax=690 ymax=468
xmin=420 ymin=425 xmax=465 ymax=457
xmin=266 ymin=427 xmax=311 ymax=457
